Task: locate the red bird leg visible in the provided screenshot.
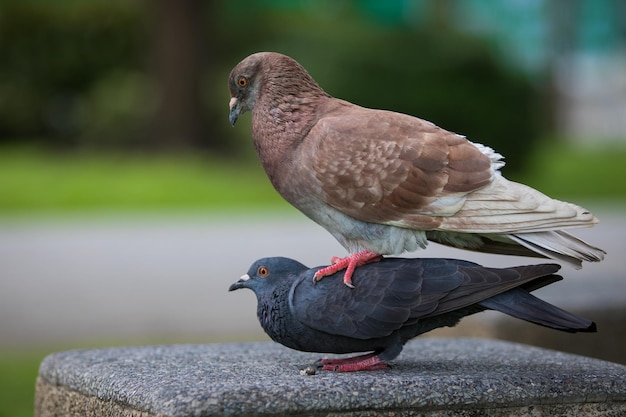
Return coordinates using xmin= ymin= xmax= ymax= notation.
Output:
xmin=317 ymin=353 xmax=390 ymax=372
xmin=317 ymin=352 xmax=377 ymax=366
xmin=313 ymin=250 xmax=382 ymax=287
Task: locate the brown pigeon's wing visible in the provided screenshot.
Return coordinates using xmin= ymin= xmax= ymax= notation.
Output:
xmin=434 ymin=176 xmax=599 ymax=233
xmin=301 ymin=104 xmax=599 ymax=237
xmin=303 ymin=105 xmax=494 ymax=229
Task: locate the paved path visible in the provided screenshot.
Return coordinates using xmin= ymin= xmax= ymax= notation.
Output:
xmin=1 ymin=207 xmax=624 ymax=348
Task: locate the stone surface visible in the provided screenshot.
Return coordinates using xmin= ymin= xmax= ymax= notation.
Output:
xmin=36 ymin=338 xmax=626 ymax=417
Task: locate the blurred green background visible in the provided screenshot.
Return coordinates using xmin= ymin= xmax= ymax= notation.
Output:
xmin=1 ymin=1 xmax=625 ymax=416
xmin=1 ymin=0 xmax=626 ymax=215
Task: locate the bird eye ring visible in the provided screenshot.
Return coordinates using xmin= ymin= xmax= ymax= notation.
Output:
xmin=237 ymin=76 xmax=248 ymax=87
xmin=257 ymin=266 xmax=269 ymax=277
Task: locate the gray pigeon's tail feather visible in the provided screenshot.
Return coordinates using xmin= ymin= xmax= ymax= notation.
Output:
xmin=509 ymin=230 xmax=606 ymax=269
xmin=479 ymin=288 xmax=596 ymax=333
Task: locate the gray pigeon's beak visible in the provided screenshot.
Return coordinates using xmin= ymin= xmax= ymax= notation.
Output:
xmin=228 ymin=273 xmax=250 ymax=291
xmin=228 ymin=97 xmax=241 ymax=126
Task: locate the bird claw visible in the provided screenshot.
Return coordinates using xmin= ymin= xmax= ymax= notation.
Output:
xmin=330 ymin=256 xmax=342 ymax=264
xmin=313 ymin=250 xmax=382 ymax=287
xmin=313 ymin=267 xmax=355 ymax=287
xmin=312 ymin=273 xmax=354 ymax=288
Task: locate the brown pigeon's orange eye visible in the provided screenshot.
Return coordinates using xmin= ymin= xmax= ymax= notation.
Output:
xmin=237 ymin=76 xmax=248 ymax=87
xmin=257 ymin=266 xmax=269 ymax=277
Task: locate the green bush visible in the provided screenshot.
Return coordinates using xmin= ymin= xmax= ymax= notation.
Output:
xmin=1 ymin=1 xmax=543 ymax=171
xmin=0 ymin=1 xmax=146 ymax=144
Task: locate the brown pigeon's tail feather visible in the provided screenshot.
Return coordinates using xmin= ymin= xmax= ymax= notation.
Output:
xmin=425 ymin=176 xmax=606 ymax=267
xmin=425 ymin=229 xmax=605 ymax=269
xmin=508 ymin=230 xmax=606 ymax=269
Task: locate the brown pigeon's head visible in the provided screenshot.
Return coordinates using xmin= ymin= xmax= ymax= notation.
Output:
xmin=228 ymin=52 xmax=326 ymax=126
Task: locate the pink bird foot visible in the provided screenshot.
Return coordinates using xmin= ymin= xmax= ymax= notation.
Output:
xmin=313 ymin=250 xmax=382 ymax=287
xmin=316 ymin=353 xmax=390 ymax=372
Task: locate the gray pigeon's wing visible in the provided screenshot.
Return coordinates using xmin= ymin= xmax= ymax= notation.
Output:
xmin=302 ymin=104 xmax=494 ymax=228
xmin=291 ymin=259 xmax=561 ymax=340
xmin=423 ymin=263 xmax=561 ymax=317
xmin=291 ymin=258 xmax=466 ymax=340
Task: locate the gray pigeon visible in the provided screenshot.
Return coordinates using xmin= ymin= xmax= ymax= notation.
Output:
xmin=229 ymin=256 xmax=596 ymax=372
xmin=228 ymin=52 xmax=605 ymax=286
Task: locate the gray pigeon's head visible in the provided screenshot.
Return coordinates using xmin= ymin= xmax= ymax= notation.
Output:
xmin=228 ymin=257 xmax=308 ymax=294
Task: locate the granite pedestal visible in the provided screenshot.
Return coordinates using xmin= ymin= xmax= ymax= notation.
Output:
xmin=35 ymin=338 xmax=626 ymax=417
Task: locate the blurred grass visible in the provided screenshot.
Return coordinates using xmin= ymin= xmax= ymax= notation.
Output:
xmin=510 ymin=140 xmax=626 ymax=200
xmin=0 ymin=145 xmax=287 ymax=214
xmin=0 ymin=351 xmax=46 ymax=417
xmin=1 ymin=142 xmax=625 ymax=215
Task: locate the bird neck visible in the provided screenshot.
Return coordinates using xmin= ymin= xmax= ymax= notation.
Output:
xmin=256 ymin=285 xmax=295 ymax=344
xmin=254 ymin=74 xmax=328 ymax=132
xmin=251 ymin=85 xmax=330 ymax=188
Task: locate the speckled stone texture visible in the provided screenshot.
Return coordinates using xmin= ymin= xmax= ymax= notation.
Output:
xmin=35 ymin=338 xmax=626 ymax=417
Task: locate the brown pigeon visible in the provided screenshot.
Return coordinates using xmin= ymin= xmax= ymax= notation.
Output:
xmin=228 ymin=52 xmax=605 ymax=286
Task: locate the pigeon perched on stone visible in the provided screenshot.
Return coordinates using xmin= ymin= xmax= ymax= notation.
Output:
xmin=229 ymin=256 xmax=596 ymax=372
xmin=228 ymin=52 xmax=605 ymax=286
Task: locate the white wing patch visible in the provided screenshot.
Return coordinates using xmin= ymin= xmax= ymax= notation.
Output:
xmin=438 ymin=176 xmax=598 ymax=233
xmin=470 ymin=141 xmax=505 ymax=175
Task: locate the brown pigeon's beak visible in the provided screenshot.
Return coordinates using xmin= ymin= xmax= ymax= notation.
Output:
xmin=228 ymin=273 xmax=250 ymax=291
xmin=229 ymin=97 xmax=241 ymax=126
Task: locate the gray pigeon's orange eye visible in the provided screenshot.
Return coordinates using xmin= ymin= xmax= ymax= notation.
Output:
xmin=257 ymin=266 xmax=269 ymax=277
xmin=237 ymin=76 xmax=248 ymax=87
